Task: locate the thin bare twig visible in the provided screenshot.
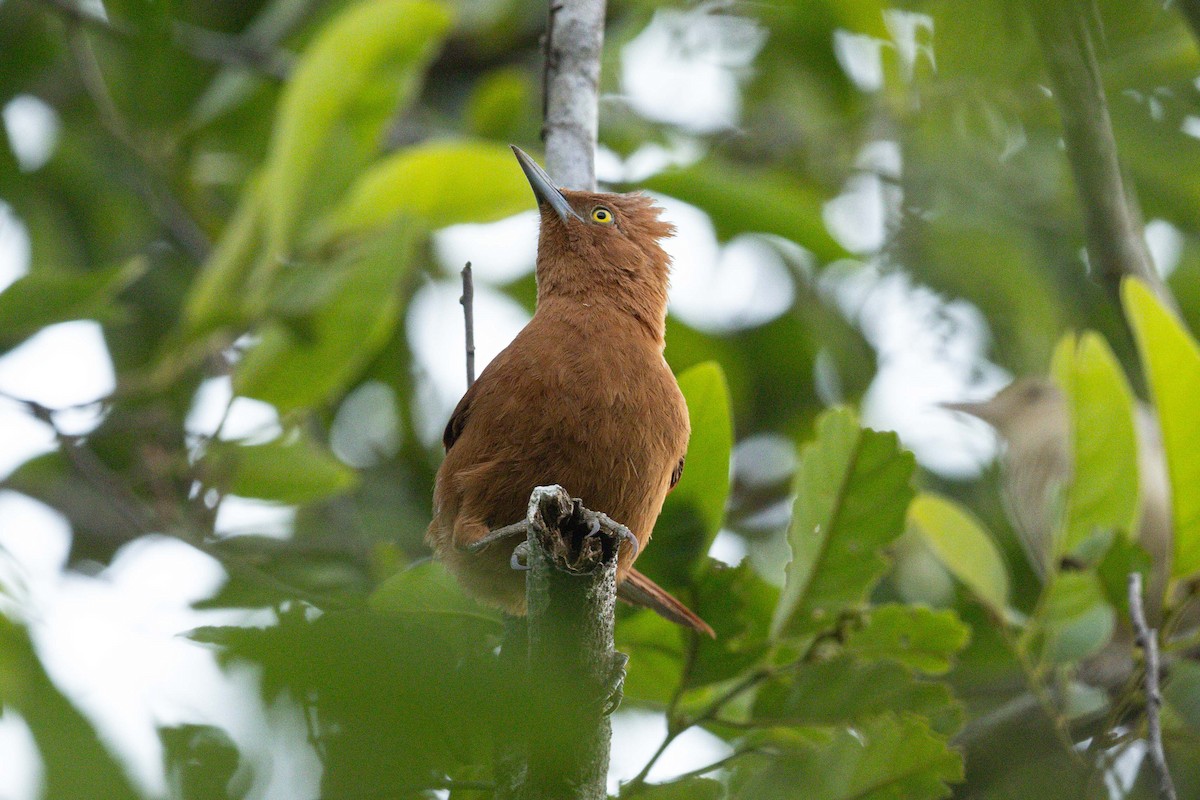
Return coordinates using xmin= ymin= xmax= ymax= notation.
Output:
xmin=460 ymin=262 xmax=476 ymax=389
xmin=1129 ymin=571 xmax=1177 ymax=800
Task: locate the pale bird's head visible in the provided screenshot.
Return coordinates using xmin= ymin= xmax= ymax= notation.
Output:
xmin=941 ymin=377 xmax=1065 ymax=439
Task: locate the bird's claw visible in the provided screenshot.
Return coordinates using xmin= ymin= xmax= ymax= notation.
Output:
xmin=600 ymin=652 xmax=629 ymax=716
xmin=593 ymin=513 xmax=639 ymax=560
xmin=510 ymin=541 xmax=531 ymax=571
xmin=466 ymin=521 xmax=529 ymax=553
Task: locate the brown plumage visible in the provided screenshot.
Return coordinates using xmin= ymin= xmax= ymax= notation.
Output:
xmin=426 ymin=146 xmax=712 ymax=636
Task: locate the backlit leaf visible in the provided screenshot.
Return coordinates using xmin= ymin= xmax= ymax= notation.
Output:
xmin=732 ymin=713 xmax=963 ymax=800
xmin=1049 ymin=331 xmax=1139 ymax=558
xmin=641 ymin=361 xmax=733 ymax=585
xmin=262 ymin=0 xmax=452 ymax=256
xmin=753 ymin=656 xmax=964 ymax=736
xmin=1123 ymin=278 xmax=1200 ymax=578
xmin=1026 ymin=571 xmax=1115 ymax=666
xmin=0 ymin=258 xmax=145 ymax=353
xmin=234 ymin=223 xmax=418 ymax=411
xmin=323 ymin=140 xmax=534 ymax=237
xmin=645 ymin=162 xmax=847 ymax=264
xmin=908 ymin=493 xmax=1010 ymax=616
xmin=207 ymin=433 xmax=357 ymax=504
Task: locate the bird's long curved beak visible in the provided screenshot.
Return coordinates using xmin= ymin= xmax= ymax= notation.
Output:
xmin=511 ymin=145 xmax=582 ymax=223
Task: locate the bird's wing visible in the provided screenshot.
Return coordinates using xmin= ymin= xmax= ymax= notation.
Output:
xmin=442 ymin=381 xmax=480 ymax=452
xmin=619 ymin=568 xmax=714 ymax=637
xmin=669 ymin=456 xmax=685 ymax=491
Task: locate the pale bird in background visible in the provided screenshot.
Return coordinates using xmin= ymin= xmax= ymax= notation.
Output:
xmin=944 ymin=377 xmax=1172 ymax=613
xmin=946 ymin=378 xmax=1176 ymax=688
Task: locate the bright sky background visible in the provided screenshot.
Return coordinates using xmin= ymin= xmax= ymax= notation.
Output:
xmin=9 ymin=5 xmax=1188 ymax=797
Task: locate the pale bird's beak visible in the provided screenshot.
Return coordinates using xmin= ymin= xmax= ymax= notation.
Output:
xmin=939 ymin=399 xmax=996 ymax=424
xmin=511 ymin=145 xmax=583 ymax=223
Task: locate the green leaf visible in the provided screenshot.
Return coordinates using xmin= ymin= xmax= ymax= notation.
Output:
xmin=1027 ymin=571 xmax=1115 ymax=666
xmin=844 ymin=604 xmax=971 ymax=676
xmin=733 ymin=713 xmax=963 ymax=800
xmin=0 ymin=258 xmax=146 ymax=352
xmin=322 ymin=140 xmax=534 ymax=238
xmin=1094 ymin=536 xmax=1153 ymax=617
xmin=180 ymin=181 xmax=264 ymax=336
xmin=466 ymin=68 xmax=536 ymax=140
xmin=1123 ymin=278 xmax=1200 ymax=577
xmin=687 ymin=561 xmax=778 ymax=688
xmin=370 ymin=560 xmax=500 ymax=628
xmin=234 ymin=223 xmax=418 ymax=411
xmin=908 ymin=493 xmax=1010 ymax=616
xmin=206 ymin=433 xmax=357 ymax=504
xmin=644 ymin=161 xmax=848 ymax=264
xmin=771 ymin=408 xmax=915 ymax=639
xmin=1049 ymin=331 xmax=1139 ymax=558
xmin=641 ymin=361 xmax=733 ymax=585
xmin=615 ymin=609 xmax=685 ymax=706
xmin=753 ymin=656 xmax=964 ymax=736
xmin=262 ymin=0 xmax=452 ymax=257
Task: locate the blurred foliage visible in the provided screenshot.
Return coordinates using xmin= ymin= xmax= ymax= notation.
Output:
xmin=1 ymin=0 xmax=1200 ymax=798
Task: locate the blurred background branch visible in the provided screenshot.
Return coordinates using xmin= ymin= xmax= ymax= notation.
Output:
xmin=1026 ymin=0 xmax=1175 ymax=311
xmin=26 ymin=0 xmax=296 ymax=79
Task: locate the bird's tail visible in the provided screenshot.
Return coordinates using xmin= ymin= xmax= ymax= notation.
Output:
xmin=619 ymin=568 xmax=715 ymax=638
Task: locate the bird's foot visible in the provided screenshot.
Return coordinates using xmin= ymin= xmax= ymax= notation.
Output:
xmin=600 ymin=651 xmax=630 ymax=716
xmin=466 ymin=521 xmax=529 ymax=553
xmin=510 ymin=541 xmax=531 ymax=571
xmin=592 ymin=512 xmax=638 ymax=560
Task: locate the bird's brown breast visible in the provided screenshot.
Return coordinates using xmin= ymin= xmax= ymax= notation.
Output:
xmin=427 ymin=303 xmax=688 ymax=610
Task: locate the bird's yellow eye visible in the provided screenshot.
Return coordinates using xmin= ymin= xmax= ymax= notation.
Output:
xmin=591 ymin=206 xmax=614 ymax=224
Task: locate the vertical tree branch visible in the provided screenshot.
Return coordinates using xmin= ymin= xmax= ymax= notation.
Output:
xmin=541 ymin=0 xmax=606 ymax=190
xmin=492 ymin=5 xmax=617 ymax=797
xmin=494 ymin=486 xmax=625 ymax=800
xmin=1026 ymin=0 xmax=1176 ymax=311
xmin=460 ymin=262 xmax=476 ymax=389
xmin=1129 ymin=572 xmax=1177 ymax=800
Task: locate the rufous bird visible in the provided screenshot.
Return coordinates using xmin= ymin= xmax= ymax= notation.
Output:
xmin=426 ymin=146 xmax=713 ymax=637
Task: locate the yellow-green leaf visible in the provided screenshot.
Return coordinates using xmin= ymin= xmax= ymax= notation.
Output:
xmin=644 ymin=161 xmax=848 ymax=264
xmin=1049 ymin=331 xmax=1139 ymax=558
xmin=234 ymin=223 xmax=419 ymax=411
xmin=323 ymin=140 xmax=532 ymax=237
xmin=262 ymin=0 xmax=452 ymax=257
xmin=909 ymin=493 xmax=1010 ymax=615
xmin=208 ymin=434 xmax=357 ymax=504
xmin=629 ymin=362 xmax=733 ymax=586
xmin=1123 ymin=278 xmax=1200 ymax=577
xmin=1028 ymin=571 xmax=1115 ymax=666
